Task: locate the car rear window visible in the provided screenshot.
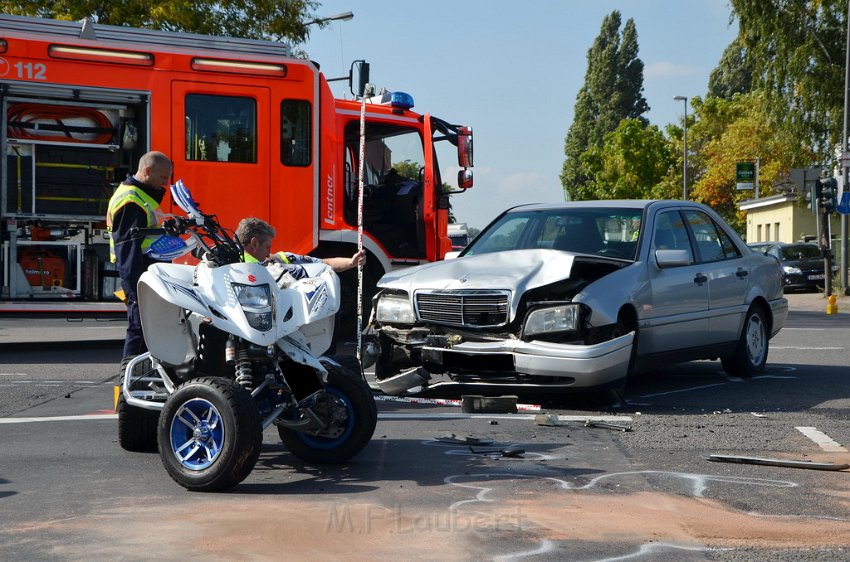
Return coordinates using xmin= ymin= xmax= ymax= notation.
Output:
xmin=781 ymin=245 xmax=821 ymax=260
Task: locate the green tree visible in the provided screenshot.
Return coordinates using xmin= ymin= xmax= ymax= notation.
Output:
xmin=561 ymin=11 xmax=649 ymax=201
xmin=686 ymin=92 xmax=813 ymax=229
xmin=707 ymin=39 xmax=753 ymax=99
xmin=581 ymin=119 xmax=673 ymax=199
xmin=0 ymin=0 xmax=322 ymax=44
xmin=729 ymin=0 xmax=846 ymax=159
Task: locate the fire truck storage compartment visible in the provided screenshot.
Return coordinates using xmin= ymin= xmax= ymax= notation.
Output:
xmin=5 ymin=144 xmax=124 ymax=218
xmin=2 ymin=240 xmax=82 ymax=295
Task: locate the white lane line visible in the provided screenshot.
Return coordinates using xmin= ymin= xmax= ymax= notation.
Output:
xmin=639 ymin=382 xmax=726 ymax=398
xmin=0 ymin=412 xmax=633 ymax=424
xmin=380 ymin=413 xmax=631 ymax=422
xmin=0 ymin=373 xmax=28 ymax=377
xmin=0 ymin=414 xmax=117 ymax=424
xmin=772 ymin=346 xmax=842 ymax=350
xmin=795 ymin=426 xmax=848 ymax=452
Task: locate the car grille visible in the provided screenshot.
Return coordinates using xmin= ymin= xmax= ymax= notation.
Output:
xmin=415 ymin=290 xmax=511 ymax=327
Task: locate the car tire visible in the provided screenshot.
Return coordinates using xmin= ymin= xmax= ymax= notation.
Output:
xmin=612 ymin=309 xmax=639 ymax=390
xmin=721 ymin=305 xmax=768 ymax=378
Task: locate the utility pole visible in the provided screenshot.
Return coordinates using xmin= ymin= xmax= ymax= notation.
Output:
xmin=842 ymin=0 xmax=850 ymax=295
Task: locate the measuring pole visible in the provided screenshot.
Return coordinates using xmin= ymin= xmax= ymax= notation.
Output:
xmin=355 ymin=87 xmax=368 ymax=365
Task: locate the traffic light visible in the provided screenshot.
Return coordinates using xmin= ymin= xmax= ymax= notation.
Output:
xmin=817 ymin=177 xmax=838 ymax=214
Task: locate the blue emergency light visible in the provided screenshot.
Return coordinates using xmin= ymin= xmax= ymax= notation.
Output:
xmin=388 ymin=91 xmax=414 ymax=110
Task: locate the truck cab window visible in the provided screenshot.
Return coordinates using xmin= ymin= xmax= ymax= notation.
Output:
xmin=280 ymin=99 xmax=311 ymax=166
xmin=185 ymin=94 xmax=257 ymax=163
xmin=343 ymin=122 xmax=426 ymax=258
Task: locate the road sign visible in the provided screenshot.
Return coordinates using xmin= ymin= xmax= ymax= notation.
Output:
xmin=736 ymin=162 xmax=755 ymax=190
xmin=837 ymin=191 xmax=850 ymax=215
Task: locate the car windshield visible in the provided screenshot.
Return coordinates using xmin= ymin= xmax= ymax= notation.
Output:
xmin=781 ymin=245 xmax=821 ymax=260
xmin=463 ymin=207 xmax=643 ymax=261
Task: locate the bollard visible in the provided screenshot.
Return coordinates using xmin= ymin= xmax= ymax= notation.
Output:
xmin=827 ymin=294 xmax=838 ymax=315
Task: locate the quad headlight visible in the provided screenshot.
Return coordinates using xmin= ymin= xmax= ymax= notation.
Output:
xmin=524 ymin=305 xmax=579 ymax=336
xmin=375 ymin=293 xmax=416 ymax=324
xmin=233 ymin=283 xmax=273 ymax=331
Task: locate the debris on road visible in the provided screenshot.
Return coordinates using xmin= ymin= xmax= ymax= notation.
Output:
xmin=584 ymin=420 xmax=632 ymax=432
xmin=533 ymin=413 xmax=559 ymax=426
xmin=435 ymin=433 xmax=494 ymax=446
xmin=461 ymin=394 xmax=518 ymax=414
xmin=469 ymin=446 xmax=526 ymax=458
xmin=707 ymin=454 xmax=850 ymax=471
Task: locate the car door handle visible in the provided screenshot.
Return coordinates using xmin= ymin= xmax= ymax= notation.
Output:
xmin=694 ymin=273 xmax=707 ymax=285
xmin=736 ymin=268 xmax=749 ymax=278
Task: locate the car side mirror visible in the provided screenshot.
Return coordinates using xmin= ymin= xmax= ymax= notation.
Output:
xmin=655 ymin=249 xmax=690 ymax=268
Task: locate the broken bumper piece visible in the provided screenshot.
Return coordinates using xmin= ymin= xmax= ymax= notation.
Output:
xmin=419 ymin=331 xmax=635 ymax=388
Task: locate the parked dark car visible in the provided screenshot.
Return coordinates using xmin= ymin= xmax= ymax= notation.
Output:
xmin=747 ymin=242 xmax=834 ymax=292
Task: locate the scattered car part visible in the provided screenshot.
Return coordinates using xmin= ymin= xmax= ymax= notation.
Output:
xmin=707 ymin=454 xmax=850 ymax=471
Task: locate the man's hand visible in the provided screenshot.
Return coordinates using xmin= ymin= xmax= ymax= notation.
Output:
xmin=351 ymin=249 xmax=366 ymax=269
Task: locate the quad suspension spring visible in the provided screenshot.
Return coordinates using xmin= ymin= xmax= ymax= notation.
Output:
xmin=234 ymin=348 xmax=253 ymax=390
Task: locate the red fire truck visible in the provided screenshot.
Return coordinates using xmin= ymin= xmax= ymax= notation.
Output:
xmin=0 ymin=14 xmax=473 ymax=331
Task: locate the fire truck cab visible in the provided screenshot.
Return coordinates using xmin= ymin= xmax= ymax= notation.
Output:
xmin=0 ymin=14 xmax=473 ymax=331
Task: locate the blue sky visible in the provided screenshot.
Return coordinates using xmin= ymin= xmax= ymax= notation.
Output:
xmin=305 ymin=1 xmax=739 ymax=231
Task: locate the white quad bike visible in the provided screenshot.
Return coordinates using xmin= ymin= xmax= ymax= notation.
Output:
xmin=117 ymin=181 xmax=377 ymax=492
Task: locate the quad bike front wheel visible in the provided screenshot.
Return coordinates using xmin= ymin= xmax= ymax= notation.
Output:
xmin=158 ymin=377 xmax=262 ymax=492
xmin=278 ymin=365 xmax=377 ymax=464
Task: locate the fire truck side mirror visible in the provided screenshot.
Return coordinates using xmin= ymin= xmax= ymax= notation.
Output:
xmin=457 ymin=169 xmax=473 ymax=190
xmin=457 ymin=126 xmax=473 ymax=168
xmin=351 ymin=60 xmax=370 ymax=98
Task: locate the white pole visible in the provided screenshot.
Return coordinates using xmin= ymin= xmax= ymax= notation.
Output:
xmin=355 ymin=88 xmax=368 ymax=364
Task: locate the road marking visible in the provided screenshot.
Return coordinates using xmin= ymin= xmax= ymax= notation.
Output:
xmin=639 ymin=382 xmax=726 ymax=398
xmin=0 ymin=414 xmax=117 ymax=424
xmin=795 ymin=426 xmax=848 ymax=452
xmin=0 ymin=412 xmax=632 ymax=424
xmin=772 ymin=346 xmax=842 ymax=350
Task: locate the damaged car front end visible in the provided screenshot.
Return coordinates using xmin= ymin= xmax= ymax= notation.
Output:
xmin=363 ymin=207 xmax=643 ymax=395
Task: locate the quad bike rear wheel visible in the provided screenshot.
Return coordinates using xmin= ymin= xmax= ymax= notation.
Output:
xmin=278 ymin=365 xmax=377 ymax=464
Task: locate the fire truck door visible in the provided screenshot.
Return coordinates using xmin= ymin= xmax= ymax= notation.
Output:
xmin=170 ymin=81 xmax=271 ymax=232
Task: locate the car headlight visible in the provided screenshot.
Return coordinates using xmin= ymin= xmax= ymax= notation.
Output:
xmin=782 ymin=265 xmax=802 ymax=275
xmin=376 ymin=294 xmax=416 ymax=324
xmin=524 ymin=305 xmax=579 ymax=336
xmin=233 ymin=283 xmax=273 ymax=331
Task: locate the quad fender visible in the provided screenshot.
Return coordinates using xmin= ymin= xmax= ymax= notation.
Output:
xmin=138 ymin=264 xmax=207 ymax=365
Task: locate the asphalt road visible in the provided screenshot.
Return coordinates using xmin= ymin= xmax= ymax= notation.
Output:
xmin=1 ymin=295 xmax=849 ymax=560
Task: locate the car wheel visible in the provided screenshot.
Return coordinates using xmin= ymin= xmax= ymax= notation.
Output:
xmin=721 ymin=306 xmax=768 ymax=378
xmin=612 ymin=309 xmax=638 ymax=389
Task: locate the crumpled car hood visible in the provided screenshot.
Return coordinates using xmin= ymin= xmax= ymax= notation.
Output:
xmin=378 ymin=249 xmax=577 ymax=295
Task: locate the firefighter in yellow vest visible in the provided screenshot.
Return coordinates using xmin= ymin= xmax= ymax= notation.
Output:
xmin=106 ymin=151 xmax=172 ymax=362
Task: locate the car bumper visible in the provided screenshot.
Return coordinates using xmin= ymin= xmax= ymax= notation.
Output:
xmin=768 ymin=297 xmax=789 ymax=338
xmin=418 ymin=331 xmax=634 ymax=388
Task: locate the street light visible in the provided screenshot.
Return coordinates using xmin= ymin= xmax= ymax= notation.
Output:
xmin=674 ymin=95 xmax=688 ymax=199
xmin=306 ymin=11 xmax=354 ymax=26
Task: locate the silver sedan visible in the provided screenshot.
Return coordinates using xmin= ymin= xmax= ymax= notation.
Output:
xmin=364 ymin=200 xmax=788 ymax=395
